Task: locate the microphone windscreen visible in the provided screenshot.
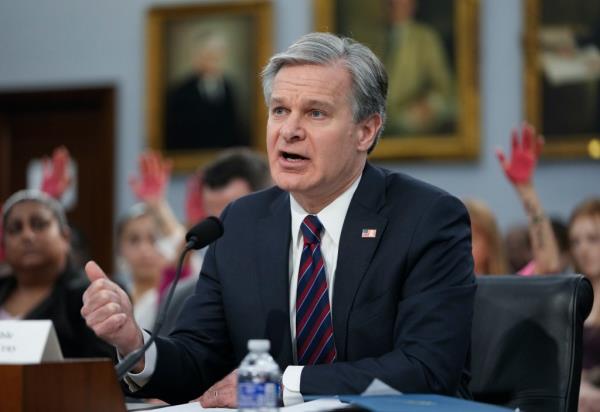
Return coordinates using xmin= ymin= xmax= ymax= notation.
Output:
xmin=185 ymin=216 xmax=224 ymax=250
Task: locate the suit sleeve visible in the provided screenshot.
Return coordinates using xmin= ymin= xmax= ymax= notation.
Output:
xmin=133 ymin=208 xmax=237 ymax=404
xmin=300 ymin=194 xmax=476 ymax=395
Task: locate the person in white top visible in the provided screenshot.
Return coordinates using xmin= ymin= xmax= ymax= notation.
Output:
xmin=81 ymin=32 xmax=475 ymax=407
xmin=115 ymin=203 xmax=168 ymax=331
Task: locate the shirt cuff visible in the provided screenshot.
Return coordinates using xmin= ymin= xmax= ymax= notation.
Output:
xmin=282 ymin=365 xmax=304 ymax=406
xmin=119 ymin=330 xmax=158 ymax=392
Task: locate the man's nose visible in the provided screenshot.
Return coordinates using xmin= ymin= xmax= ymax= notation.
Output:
xmin=280 ymin=113 xmax=305 ymax=142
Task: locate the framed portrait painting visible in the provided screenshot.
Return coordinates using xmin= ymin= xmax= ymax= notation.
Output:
xmin=314 ymin=0 xmax=480 ymax=160
xmin=146 ymin=1 xmax=272 ymax=171
xmin=524 ymin=0 xmax=600 ymax=158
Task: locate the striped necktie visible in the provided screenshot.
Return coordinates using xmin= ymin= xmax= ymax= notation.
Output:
xmin=296 ymin=215 xmax=337 ymax=365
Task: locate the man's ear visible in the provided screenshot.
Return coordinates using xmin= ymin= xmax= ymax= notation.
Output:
xmin=356 ymin=113 xmax=382 ymax=152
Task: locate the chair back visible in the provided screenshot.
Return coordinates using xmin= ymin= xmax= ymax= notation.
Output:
xmin=470 ymin=275 xmax=593 ymax=412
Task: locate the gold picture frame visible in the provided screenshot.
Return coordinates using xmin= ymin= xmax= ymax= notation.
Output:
xmin=524 ymin=0 xmax=600 ymax=158
xmin=314 ymin=0 xmax=480 ymax=160
xmin=146 ymin=1 xmax=272 ymax=171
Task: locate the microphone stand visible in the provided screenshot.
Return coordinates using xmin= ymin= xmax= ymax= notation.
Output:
xmin=115 ymin=239 xmax=195 ymax=381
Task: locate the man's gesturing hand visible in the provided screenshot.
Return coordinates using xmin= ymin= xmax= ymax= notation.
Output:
xmin=81 ymin=261 xmax=144 ymax=361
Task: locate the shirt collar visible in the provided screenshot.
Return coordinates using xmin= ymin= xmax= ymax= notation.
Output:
xmin=290 ymin=175 xmax=362 ymax=248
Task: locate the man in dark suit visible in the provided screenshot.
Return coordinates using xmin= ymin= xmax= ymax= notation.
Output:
xmin=81 ymin=32 xmax=475 ymax=407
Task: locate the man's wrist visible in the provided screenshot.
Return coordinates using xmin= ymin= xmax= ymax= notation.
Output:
xmin=118 ymin=326 xmax=144 ymax=357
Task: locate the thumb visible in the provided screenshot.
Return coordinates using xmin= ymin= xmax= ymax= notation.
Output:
xmin=85 ymin=260 xmax=108 ymax=282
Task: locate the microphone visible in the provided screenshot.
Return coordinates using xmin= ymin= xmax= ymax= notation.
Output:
xmin=185 ymin=216 xmax=225 ymax=250
xmin=115 ymin=216 xmax=224 ymax=380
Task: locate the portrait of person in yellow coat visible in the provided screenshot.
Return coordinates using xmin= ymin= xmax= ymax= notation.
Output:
xmin=384 ymin=0 xmax=457 ymax=135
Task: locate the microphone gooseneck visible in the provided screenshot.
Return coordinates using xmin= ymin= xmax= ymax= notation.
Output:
xmin=115 ymin=216 xmax=224 ymax=380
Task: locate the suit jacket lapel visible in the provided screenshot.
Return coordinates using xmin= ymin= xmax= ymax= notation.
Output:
xmin=332 ymin=164 xmax=388 ymax=361
xmin=256 ymin=191 xmax=294 ymax=367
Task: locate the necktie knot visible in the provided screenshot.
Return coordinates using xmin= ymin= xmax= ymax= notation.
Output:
xmin=301 ymin=215 xmax=323 ymax=245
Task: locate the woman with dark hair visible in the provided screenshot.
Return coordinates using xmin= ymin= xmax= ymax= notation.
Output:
xmin=0 ymin=189 xmax=114 ymax=359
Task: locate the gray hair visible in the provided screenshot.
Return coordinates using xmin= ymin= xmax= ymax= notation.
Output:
xmin=261 ymin=32 xmax=388 ymax=153
xmin=2 ymin=189 xmax=69 ymax=235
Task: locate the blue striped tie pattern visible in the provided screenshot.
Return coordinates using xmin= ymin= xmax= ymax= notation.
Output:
xmin=296 ymin=215 xmax=337 ymax=365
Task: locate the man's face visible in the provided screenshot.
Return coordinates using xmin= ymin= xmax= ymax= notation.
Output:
xmin=266 ymin=63 xmax=379 ymax=211
xmin=203 ymin=178 xmax=252 ymax=217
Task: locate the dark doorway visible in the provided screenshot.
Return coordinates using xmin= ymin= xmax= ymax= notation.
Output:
xmin=0 ymin=86 xmax=115 ymax=273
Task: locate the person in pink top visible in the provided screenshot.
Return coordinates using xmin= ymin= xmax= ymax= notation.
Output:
xmin=496 ymin=123 xmax=561 ymax=275
xmin=466 ymin=123 xmax=560 ymax=276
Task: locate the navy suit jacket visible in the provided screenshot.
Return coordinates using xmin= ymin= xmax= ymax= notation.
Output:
xmin=138 ymin=163 xmax=476 ymax=404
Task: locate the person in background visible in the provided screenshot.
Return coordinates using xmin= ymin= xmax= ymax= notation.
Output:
xmin=128 ymin=148 xmax=271 ymax=334
xmin=496 ymin=123 xmax=560 ymax=275
xmin=39 ymin=146 xmax=96 ymax=273
xmin=128 ymin=148 xmax=271 ymax=310
xmin=158 ymin=147 xmax=272 ymax=335
xmin=463 ymin=198 xmax=509 ymax=275
xmin=40 ymin=146 xmax=72 ymax=201
xmin=0 ymin=146 xmax=73 ymax=276
xmin=569 ymin=198 xmax=600 ymax=412
xmin=550 ymin=217 xmax=572 ymax=273
xmin=504 ymin=217 xmax=572 ymax=274
xmin=466 ymin=123 xmax=560 ymax=276
xmin=504 ymin=223 xmax=532 ymax=273
xmin=115 ymin=203 xmax=169 ymax=331
xmin=200 ymin=147 xmax=272 ymax=217
xmin=0 ymin=189 xmax=114 ymax=359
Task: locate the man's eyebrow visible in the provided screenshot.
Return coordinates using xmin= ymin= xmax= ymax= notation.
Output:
xmin=305 ymin=99 xmax=334 ymax=110
xmin=268 ymin=96 xmax=335 ymax=109
xmin=269 ymin=96 xmax=286 ymax=106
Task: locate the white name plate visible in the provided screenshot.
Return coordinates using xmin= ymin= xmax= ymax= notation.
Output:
xmin=0 ymin=320 xmax=64 ymax=364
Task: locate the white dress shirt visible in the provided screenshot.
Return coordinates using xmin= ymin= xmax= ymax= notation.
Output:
xmin=133 ymin=288 xmax=158 ymax=332
xmin=282 ymin=176 xmax=361 ymax=404
xmin=126 ymin=175 xmax=362 ymax=405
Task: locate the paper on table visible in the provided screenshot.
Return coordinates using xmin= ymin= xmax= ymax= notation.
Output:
xmin=282 ymin=399 xmax=347 ymax=411
xmin=133 ymin=399 xmax=347 ymax=412
xmin=127 ymin=402 xmax=230 ymax=412
xmin=361 ymin=378 xmax=402 ymax=396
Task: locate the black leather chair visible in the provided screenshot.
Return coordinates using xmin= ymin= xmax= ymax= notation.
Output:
xmin=470 ymin=275 xmax=594 ymax=412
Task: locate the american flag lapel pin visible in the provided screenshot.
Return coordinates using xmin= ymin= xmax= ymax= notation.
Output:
xmin=361 ymin=228 xmax=377 ymax=238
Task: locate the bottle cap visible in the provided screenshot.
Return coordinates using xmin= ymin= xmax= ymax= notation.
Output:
xmin=248 ymin=339 xmax=270 ymax=352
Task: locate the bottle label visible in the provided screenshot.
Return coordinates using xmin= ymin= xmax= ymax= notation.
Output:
xmin=238 ymin=382 xmax=280 ymax=408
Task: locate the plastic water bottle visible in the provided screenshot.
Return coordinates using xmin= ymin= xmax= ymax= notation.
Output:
xmin=237 ymin=339 xmax=281 ymax=411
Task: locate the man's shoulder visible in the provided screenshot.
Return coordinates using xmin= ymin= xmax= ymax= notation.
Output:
xmin=223 ymin=185 xmax=287 ymax=217
xmin=371 ymin=164 xmax=453 ymax=203
xmin=364 ymin=164 xmax=466 ymax=222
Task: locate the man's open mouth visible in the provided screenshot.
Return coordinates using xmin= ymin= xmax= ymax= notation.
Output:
xmin=281 ymin=151 xmax=308 ymax=161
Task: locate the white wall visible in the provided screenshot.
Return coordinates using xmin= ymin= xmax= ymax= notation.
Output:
xmin=0 ymin=0 xmax=597 ymax=230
